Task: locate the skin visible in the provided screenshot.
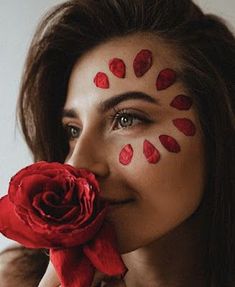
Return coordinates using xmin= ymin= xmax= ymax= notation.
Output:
xmin=39 ymin=33 xmax=207 ymax=287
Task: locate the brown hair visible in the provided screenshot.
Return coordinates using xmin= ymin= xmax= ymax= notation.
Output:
xmin=17 ymin=0 xmax=235 ymax=286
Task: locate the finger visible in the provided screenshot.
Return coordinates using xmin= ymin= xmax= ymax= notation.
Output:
xmin=101 ymin=276 xmax=126 ymax=287
xmin=91 ymin=271 xmax=107 ymax=287
xmin=38 ymin=261 xmax=61 ymax=287
xmin=102 ymin=279 xmax=126 ymax=287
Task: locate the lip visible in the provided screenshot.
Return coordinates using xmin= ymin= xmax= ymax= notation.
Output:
xmin=101 ymin=197 xmax=135 ymax=205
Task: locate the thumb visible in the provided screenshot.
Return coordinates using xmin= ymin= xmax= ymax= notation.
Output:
xmin=102 ymin=278 xmax=127 ymax=287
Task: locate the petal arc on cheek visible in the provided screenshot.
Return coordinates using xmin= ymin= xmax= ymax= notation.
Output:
xmin=159 ymin=135 xmax=181 ymax=153
xmin=156 ymin=68 xmax=177 ymax=91
xmin=170 ymin=95 xmax=193 ymax=110
xmin=133 ymin=49 xmax=153 ymax=77
xmin=143 ymin=140 xmax=161 ymax=164
xmin=119 ymin=144 xmax=133 ymax=165
xmin=109 ymin=58 xmax=126 ymax=78
xmin=173 ymin=118 xmax=196 ymax=136
xmin=94 ymin=72 xmax=110 ymax=89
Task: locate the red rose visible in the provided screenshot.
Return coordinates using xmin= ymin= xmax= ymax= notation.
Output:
xmin=0 ymin=161 xmax=127 ymax=287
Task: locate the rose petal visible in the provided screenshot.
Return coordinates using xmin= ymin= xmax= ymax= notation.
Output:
xmin=50 ymin=248 xmax=95 ymax=287
xmin=0 ymin=196 xmax=51 ymax=248
xmin=94 ymin=72 xmax=109 ymax=89
xmin=159 ymin=135 xmax=181 ymax=153
xmin=133 ymin=49 xmax=153 ymax=77
xmin=84 ymin=222 xmax=127 ymax=276
xmin=156 ymin=68 xmax=177 ymax=91
xmin=9 ymin=174 xmax=51 ymax=207
xmin=28 ymin=207 xmax=107 ymax=247
xmin=32 ymin=192 xmax=78 ymax=222
xmin=143 ymin=140 xmax=161 ymax=164
xmin=109 ymin=58 xmax=126 ymax=78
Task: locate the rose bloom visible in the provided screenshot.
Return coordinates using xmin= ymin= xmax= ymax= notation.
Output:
xmin=0 ymin=161 xmax=107 ymax=248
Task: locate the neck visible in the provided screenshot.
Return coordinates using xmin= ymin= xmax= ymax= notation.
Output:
xmin=122 ymin=209 xmax=208 ymax=287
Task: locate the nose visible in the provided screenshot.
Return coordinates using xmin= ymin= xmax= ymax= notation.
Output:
xmin=66 ymin=132 xmax=110 ymax=178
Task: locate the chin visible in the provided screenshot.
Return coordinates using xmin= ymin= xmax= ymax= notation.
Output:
xmin=115 ymin=232 xmax=153 ymax=255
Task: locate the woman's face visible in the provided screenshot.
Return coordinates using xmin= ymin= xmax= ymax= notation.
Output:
xmin=63 ymin=33 xmax=206 ymax=253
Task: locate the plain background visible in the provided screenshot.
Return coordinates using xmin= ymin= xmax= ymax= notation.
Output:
xmin=0 ymin=0 xmax=234 ymax=249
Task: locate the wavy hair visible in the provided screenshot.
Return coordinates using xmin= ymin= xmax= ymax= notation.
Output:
xmin=17 ymin=1 xmax=235 ymax=286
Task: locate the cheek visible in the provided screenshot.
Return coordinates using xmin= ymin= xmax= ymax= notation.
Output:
xmin=117 ymin=129 xmax=205 ymax=203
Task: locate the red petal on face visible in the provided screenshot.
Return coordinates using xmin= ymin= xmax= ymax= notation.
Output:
xmin=133 ymin=49 xmax=153 ymax=77
xmin=109 ymin=58 xmax=126 ymax=78
xmin=143 ymin=140 xmax=161 ymax=164
xmin=50 ymin=248 xmax=94 ymax=287
xmin=170 ymin=95 xmax=193 ymax=110
xmin=94 ymin=72 xmax=109 ymax=89
xmin=0 ymin=196 xmax=51 ymax=248
xmin=119 ymin=144 xmax=133 ymax=165
xmin=159 ymin=135 xmax=181 ymax=153
xmin=173 ymin=118 xmax=196 ymax=136
xmin=83 ymin=222 xmax=127 ymax=276
xmin=156 ymin=68 xmax=177 ymax=91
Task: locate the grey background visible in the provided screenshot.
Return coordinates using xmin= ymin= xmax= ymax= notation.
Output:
xmin=0 ymin=0 xmax=234 ymax=249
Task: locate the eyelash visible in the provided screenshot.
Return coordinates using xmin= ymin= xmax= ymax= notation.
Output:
xmin=63 ymin=108 xmax=151 ymax=141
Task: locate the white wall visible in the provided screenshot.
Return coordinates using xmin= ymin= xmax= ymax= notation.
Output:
xmin=0 ymin=0 xmax=234 ymax=249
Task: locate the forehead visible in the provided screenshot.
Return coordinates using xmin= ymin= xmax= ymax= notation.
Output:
xmin=72 ymin=33 xmax=180 ymax=75
xmin=66 ymin=33 xmax=183 ymax=105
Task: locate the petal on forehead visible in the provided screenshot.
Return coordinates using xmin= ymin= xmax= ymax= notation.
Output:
xmin=94 ymin=72 xmax=110 ymax=89
xmin=133 ymin=49 xmax=153 ymax=77
xmin=156 ymin=68 xmax=177 ymax=91
xmin=109 ymin=58 xmax=126 ymax=78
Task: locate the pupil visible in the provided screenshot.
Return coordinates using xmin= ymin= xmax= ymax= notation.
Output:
xmin=71 ymin=127 xmax=78 ymax=137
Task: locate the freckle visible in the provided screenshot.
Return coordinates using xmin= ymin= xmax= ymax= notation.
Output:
xmin=173 ymin=118 xmax=196 ymax=136
xmin=159 ymin=135 xmax=181 ymax=153
xmin=170 ymin=95 xmax=193 ymax=110
xmin=94 ymin=72 xmax=109 ymax=89
xmin=133 ymin=49 xmax=153 ymax=77
xmin=156 ymin=69 xmax=177 ymax=91
xmin=119 ymin=144 xmax=133 ymax=165
xmin=143 ymin=140 xmax=160 ymax=164
xmin=109 ymin=58 xmax=126 ymax=78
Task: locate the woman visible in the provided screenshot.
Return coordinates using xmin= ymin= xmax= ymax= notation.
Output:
xmin=12 ymin=0 xmax=235 ymax=286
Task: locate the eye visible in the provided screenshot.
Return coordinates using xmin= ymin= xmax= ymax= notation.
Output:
xmin=117 ymin=113 xmax=134 ymax=128
xmin=112 ymin=109 xmax=151 ymax=130
xmin=64 ymin=125 xmax=81 ymax=140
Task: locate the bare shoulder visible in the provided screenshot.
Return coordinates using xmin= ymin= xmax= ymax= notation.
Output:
xmin=0 ymin=245 xmax=49 ymax=287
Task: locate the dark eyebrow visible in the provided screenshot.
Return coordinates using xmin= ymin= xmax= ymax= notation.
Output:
xmin=62 ymin=91 xmax=158 ymax=119
xmin=99 ymin=91 xmax=158 ymax=113
xmin=62 ymin=108 xmax=78 ymax=119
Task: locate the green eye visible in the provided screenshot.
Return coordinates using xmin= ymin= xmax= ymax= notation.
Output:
xmin=118 ymin=114 xmax=134 ymax=128
xmin=112 ymin=109 xmax=151 ymax=130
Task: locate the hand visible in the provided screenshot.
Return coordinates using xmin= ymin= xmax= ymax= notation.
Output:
xmin=38 ymin=261 xmax=126 ymax=287
xmin=38 ymin=261 xmax=60 ymax=287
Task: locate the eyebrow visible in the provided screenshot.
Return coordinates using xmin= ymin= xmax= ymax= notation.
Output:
xmin=62 ymin=91 xmax=158 ymax=118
